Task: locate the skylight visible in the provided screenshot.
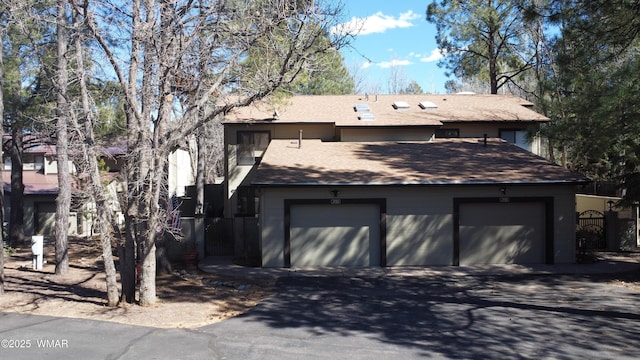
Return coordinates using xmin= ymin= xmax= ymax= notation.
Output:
xmin=419 ymin=101 xmax=438 ymax=110
xmin=392 ymin=101 xmax=411 ymax=110
xmin=354 ymin=103 xmax=370 ymax=112
xmin=358 ymin=112 xmax=375 ymax=121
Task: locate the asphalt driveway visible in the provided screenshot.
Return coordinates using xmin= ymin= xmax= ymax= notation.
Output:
xmin=1 ymin=270 xmax=639 ymax=359
xmin=201 ymin=272 xmax=640 ymax=359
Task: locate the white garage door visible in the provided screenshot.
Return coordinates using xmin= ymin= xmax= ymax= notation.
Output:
xmin=290 ymin=204 xmax=380 ymax=266
xmin=459 ymin=202 xmax=546 ymax=265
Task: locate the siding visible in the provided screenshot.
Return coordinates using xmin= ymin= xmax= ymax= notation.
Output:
xmin=259 ymin=185 xmax=577 ymax=267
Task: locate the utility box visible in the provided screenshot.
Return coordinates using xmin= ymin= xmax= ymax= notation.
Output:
xmin=31 ymin=235 xmax=44 ymax=270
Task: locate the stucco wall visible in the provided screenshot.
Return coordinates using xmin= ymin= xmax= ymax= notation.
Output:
xmin=224 ymin=123 xmax=336 ymax=217
xmin=259 ymin=185 xmax=577 ymax=267
xmin=339 ymin=127 xmax=434 ymax=142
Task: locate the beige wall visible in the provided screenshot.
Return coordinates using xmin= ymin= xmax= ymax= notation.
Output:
xmin=339 ymin=127 xmax=434 ymax=142
xmin=576 ymin=194 xmax=622 ymax=214
xmin=224 ymin=123 xmax=335 ymax=217
xmin=259 ymin=184 xmax=577 ymax=267
xmin=450 ymin=122 xmax=544 ymax=155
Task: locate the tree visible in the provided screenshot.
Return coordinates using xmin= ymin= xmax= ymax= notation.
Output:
xmin=401 ymin=80 xmax=424 ymax=95
xmin=78 ymin=0 xmax=350 ymax=306
xmin=426 ymin=0 xmax=535 ymax=94
xmin=0 ymin=4 xmax=6 ymax=296
xmin=387 ymin=62 xmax=408 ymax=94
xmin=54 ymin=0 xmax=71 ymax=276
xmin=543 ymin=0 xmax=640 ymax=204
xmin=283 ymin=47 xmax=355 ymax=95
xmin=68 ymin=4 xmax=121 ymax=305
xmin=2 ymin=1 xmax=58 ymax=246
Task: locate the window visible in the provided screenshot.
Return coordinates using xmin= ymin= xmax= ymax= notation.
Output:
xmin=354 ymin=103 xmax=370 ymax=112
xmin=419 ymin=101 xmax=438 ymax=110
xmin=3 ymin=156 xmax=11 ymax=170
xmin=392 ymin=101 xmax=410 ymax=110
xmin=358 ymin=113 xmax=375 ymax=121
xmin=500 ymin=129 xmax=530 ymax=151
xmin=435 ymin=128 xmax=459 ymax=138
xmin=237 ymin=131 xmax=270 ymax=165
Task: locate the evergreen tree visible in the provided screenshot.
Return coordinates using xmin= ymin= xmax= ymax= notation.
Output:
xmin=426 ymin=0 xmax=536 ymax=94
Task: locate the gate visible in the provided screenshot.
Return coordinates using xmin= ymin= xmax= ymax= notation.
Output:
xmin=205 ymin=218 xmax=234 ymax=256
xmin=576 ymin=210 xmax=606 ymax=250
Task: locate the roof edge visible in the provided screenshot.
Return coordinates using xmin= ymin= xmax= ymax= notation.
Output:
xmin=252 ymin=179 xmax=589 ymax=187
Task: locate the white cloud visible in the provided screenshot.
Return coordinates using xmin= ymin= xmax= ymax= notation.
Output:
xmin=420 ymin=49 xmax=445 ymax=63
xmin=376 ymin=59 xmax=412 ymax=69
xmin=331 ymin=10 xmax=421 ymax=36
xmin=361 ymin=61 xmax=373 ymax=69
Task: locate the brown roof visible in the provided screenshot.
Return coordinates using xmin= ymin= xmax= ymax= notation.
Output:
xmin=225 ymin=94 xmax=549 ymax=127
xmin=252 ymin=139 xmax=586 ymax=186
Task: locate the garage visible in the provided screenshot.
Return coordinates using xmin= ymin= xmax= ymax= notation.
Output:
xmin=286 ymin=201 xmax=383 ymax=267
xmin=456 ymin=199 xmax=551 ymax=265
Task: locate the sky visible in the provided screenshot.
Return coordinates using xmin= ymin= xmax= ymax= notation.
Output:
xmin=331 ymin=1 xmax=448 ymax=94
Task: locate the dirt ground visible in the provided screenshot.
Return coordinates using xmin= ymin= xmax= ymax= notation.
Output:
xmin=2 ymin=238 xmax=639 ymax=330
xmin=0 ymin=237 xmax=275 ymax=329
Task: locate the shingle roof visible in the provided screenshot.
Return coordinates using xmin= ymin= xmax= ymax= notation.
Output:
xmin=225 ymin=94 xmax=549 ymax=127
xmin=252 ymin=139 xmax=586 ymax=186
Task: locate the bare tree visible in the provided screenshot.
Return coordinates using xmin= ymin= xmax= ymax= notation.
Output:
xmin=68 ymin=4 xmax=121 ymax=305
xmin=387 ymin=63 xmax=408 ymax=95
xmin=76 ymin=0 xmax=349 ymax=306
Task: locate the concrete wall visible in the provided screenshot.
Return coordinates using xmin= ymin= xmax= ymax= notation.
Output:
xmin=259 ymin=184 xmax=577 ymax=267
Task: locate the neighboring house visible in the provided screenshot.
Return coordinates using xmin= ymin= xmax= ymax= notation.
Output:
xmin=2 ymin=143 xmax=77 ymax=237
xmin=2 ymin=139 xmax=195 ymax=238
xmin=223 ymin=94 xmax=587 ymax=267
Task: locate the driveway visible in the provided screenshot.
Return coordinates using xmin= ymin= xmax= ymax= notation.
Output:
xmin=2 ymin=268 xmax=639 ymax=359
xmin=201 ymin=272 xmax=640 ymax=359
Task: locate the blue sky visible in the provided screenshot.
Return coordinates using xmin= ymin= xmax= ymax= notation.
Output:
xmin=331 ymin=1 xmax=448 ymax=94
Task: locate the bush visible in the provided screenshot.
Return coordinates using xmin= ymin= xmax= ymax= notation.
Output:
xmin=2 ymin=242 xmax=16 ymax=257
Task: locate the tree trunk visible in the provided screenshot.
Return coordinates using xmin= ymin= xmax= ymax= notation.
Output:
xmin=54 ymin=0 xmax=70 ymax=276
xmin=71 ymin=5 xmax=120 ymax=305
xmin=488 ymin=29 xmax=498 ymax=95
xmin=9 ymin=129 xmax=24 ymax=247
xmin=0 ymin=22 xmax=5 ymax=295
xmin=120 ymin=216 xmax=136 ymax=303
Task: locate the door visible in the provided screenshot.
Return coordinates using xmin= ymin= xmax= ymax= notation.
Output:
xmin=289 ymin=203 xmax=380 ymax=266
xmin=459 ymin=202 xmax=546 ymax=265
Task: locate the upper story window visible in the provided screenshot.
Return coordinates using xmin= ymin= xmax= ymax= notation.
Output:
xmin=435 ymin=128 xmax=460 ymax=138
xmin=500 ymin=129 xmax=530 ymax=151
xmin=237 ymin=131 xmax=270 ymax=165
xmin=4 ymin=154 xmax=45 ymax=171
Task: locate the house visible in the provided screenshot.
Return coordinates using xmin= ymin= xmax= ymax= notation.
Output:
xmin=2 ymin=143 xmax=76 ymax=236
xmin=222 ymin=94 xmax=587 ymax=267
xmin=2 ymin=138 xmax=195 ymax=239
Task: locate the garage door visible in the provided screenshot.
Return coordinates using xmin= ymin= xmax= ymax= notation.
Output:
xmin=290 ymin=204 xmax=380 ymax=266
xmin=459 ymin=202 xmax=546 ymax=265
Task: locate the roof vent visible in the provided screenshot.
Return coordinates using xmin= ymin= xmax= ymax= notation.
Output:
xmin=358 ymin=112 xmax=375 ymax=121
xmin=354 ymin=103 xmax=370 ymax=112
xmin=419 ymin=101 xmax=438 ymax=110
xmin=392 ymin=101 xmax=411 ymax=110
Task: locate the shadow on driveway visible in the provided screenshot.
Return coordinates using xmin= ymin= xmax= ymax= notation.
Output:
xmin=209 ymin=273 xmax=640 ymax=359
